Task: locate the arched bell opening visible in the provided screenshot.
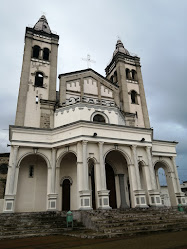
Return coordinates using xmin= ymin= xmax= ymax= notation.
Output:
xmin=105 ymin=150 xmax=130 ymax=209
xmin=15 ymin=154 xmax=48 ymax=212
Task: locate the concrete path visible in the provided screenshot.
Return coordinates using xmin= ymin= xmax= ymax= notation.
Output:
xmin=0 ymin=231 xmax=187 ymax=249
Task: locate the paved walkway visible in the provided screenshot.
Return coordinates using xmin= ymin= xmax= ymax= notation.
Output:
xmin=0 ymin=231 xmax=187 ymax=249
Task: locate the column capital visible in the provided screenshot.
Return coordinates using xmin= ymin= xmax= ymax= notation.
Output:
xmin=13 ymin=145 xmax=19 ymax=151
xmin=82 ymin=140 xmax=88 ymax=145
xmin=131 ymin=145 xmax=137 ymax=151
xmin=146 ymin=146 xmax=152 ymax=151
xmin=128 ymin=163 xmax=134 ymax=167
xmin=98 ymin=141 xmax=104 ymax=146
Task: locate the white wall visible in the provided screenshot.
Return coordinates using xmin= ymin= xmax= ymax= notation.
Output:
xmin=15 ymin=155 xmax=47 ymax=212
xmin=54 ymin=104 xmax=125 ymax=127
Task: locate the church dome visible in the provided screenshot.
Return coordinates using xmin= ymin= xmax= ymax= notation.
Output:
xmin=113 ymin=39 xmax=130 ymax=56
xmin=33 ymin=15 xmax=51 ymax=34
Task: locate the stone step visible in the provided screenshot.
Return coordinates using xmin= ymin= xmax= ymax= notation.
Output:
xmin=91 ymin=216 xmax=186 ymax=224
xmin=94 ymin=219 xmax=186 ymax=229
xmin=99 ymin=222 xmax=187 ymax=234
xmin=0 ymin=226 xmax=86 ymax=237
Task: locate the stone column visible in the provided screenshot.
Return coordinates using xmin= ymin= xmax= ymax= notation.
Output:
xmin=39 ymin=48 xmax=43 ymax=60
xmin=98 ymin=142 xmax=107 ymax=190
xmin=118 ymin=174 xmax=128 ymax=208
xmin=146 ymin=146 xmax=157 ymax=190
xmin=78 ymin=141 xmax=92 ymax=210
xmin=9 ymin=146 xmax=19 ymax=194
xmin=51 ymin=148 xmax=57 ymax=193
xmin=131 ymin=145 xmax=141 ymax=190
xmin=97 ymin=142 xmax=110 ymax=209
xmin=47 ymin=148 xmax=58 ymax=211
xmin=143 ymin=165 xmax=152 ymax=191
xmin=82 ymin=141 xmax=89 ymax=191
xmin=171 ymin=157 xmax=180 ymax=193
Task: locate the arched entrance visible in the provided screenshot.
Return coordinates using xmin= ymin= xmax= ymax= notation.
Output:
xmin=155 ymin=161 xmax=175 ymax=206
xmin=15 ymin=154 xmax=48 ymax=212
xmin=59 ymin=152 xmax=77 ymax=210
xmin=105 ymin=150 xmax=130 ymax=209
xmin=105 ymin=163 xmax=117 ymax=209
xmin=62 ymin=179 xmax=71 ymax=211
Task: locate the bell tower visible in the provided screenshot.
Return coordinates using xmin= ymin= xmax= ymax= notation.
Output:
xmin=15 ymin=16 xmax=59 ymax=128
xmin=105 ymin=40 xmax=150 ymax=128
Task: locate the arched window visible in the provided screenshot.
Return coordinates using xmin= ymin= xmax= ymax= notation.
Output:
xmin=131 ymin=90 xmax=138 ymax=104
xmin=113 ymin=71 xmax=118 ymax=83
xmin=126 ymin=68 xmax=131 ymax=80
xmin=43 ymin=48 xmax=49 ymax=61
xmin=93 ymin=114 xmax=105 ymax=123
xmin=110 ymin=75 xmax=113 ymax=83
xmin=132 ymin=70 xmax=137 ymax=81
xmin=32 ymin=45 xmax=40 ymax=59
xmin=35 ymin=72 xmax=44 ymax=87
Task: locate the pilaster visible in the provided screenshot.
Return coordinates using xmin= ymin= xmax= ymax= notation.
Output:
xmin=97 ymin=142 xmax=110 ymax=209
xmin=146 ymin=146 xmax=162 ymax=206
xmin=78 ymin=141 xmax=92 ymax=210
xmin=171 ymin=157 xmax=186 ymax=205
xmin=47 ymin=148 xmax=58 ymax=211
xmin=131 ymin=145 xmax=141 ymax=190
xmin=135 ymin=62 xmax=150 ymax=128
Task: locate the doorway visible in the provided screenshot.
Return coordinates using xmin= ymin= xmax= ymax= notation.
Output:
xmin=91 ymin=165 xmax=96 ymax=209
xmin=62 ymin=179 xmax=70 ymax=211
xmin=105 ymin=163 xmax=117 ymax=209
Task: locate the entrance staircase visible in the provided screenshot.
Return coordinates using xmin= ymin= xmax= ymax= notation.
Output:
xmin=0 ymin=211 xmax=85 ymax=240
xmin=77 ymin=208 xmax=187 ymax=238
xmin=0 ymin=208 xmax=187 ymax=240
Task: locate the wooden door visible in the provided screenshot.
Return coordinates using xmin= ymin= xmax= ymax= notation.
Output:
xmin=62 ymin=179 xmax=70 ymax=211
xmin=106 ymin=163 xmax=117 ymax=209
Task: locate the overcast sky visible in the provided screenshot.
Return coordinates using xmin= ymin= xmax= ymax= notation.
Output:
xmin=0 ymin=0 xmax=186 ymax=183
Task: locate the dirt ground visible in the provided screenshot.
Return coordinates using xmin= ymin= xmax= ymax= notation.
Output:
xmin=0 ymin=231 xmax=187 ymax=249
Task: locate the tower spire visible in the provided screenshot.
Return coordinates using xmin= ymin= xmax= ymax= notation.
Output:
xmin=33 ymin=15 xmax=51 ymax=34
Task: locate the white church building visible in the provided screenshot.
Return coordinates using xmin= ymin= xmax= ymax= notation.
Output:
xmin=3 ymin=16 xmax=186 ymax=213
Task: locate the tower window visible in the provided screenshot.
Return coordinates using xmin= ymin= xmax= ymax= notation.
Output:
xmin=113 ymin=71 xmax=118 ymax=83
xmin=29 ymin=165 xmax=34 ymax=178
xmin=131 ymin=90 xmax=138 ymax=104
xmin=35 ymin=72 xmax=44 ymax=87
xmin=126 ymin=68 xmax=131 ymax=80
xmin=43 ymin=48 xmax=49 ymax=61
xmin=132 ymin=70 xmax=137 ymax=81
xmin=93 ymin=114 xmax=105 ymax=123
xmin=32 ymin=45 xmax=40 ymax=59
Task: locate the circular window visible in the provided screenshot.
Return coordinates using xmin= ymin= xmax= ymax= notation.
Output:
xmin=93 ymin=114 xmax=105 ymax=123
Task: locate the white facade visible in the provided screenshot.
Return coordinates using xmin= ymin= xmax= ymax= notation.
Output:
xmin=3 ymin=16 xmax=186 ymax=213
